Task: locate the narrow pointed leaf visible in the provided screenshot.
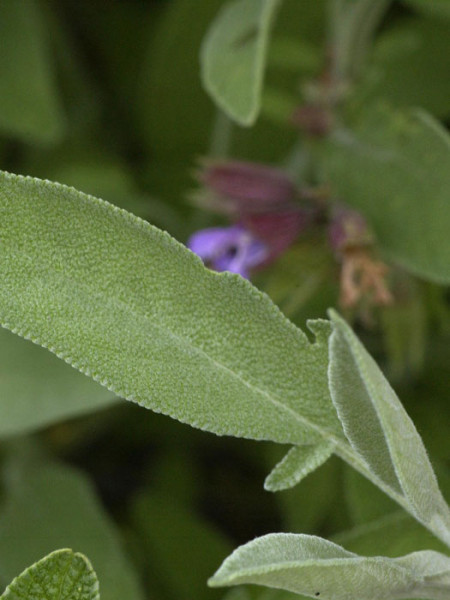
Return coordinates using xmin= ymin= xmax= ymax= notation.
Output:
xmin=0 ymin=171 xmax=345 ymax=447
xmin=209 ymin=533 xmax=450 ymax=600
xmin=329 ymin=310 xmax=450 ymax=545
xmin=0 ymin=549 xmax=99 ymax=600
xmin=264 ymin=442 xmax=334 ymax=492
xmin=325 ymin=107 xmax=450 ymax=283
xmin=201 ymin=0 xmax=281 ymax=125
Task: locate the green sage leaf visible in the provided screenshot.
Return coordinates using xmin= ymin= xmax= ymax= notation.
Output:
xmin=0 ymin=171 xmax=344 ymax=447
xmin=201 ymin=0 xmax=282 ymax=125
xmin=325 ymin=106 xmax=450 ymax=283
xmin=0 ymin=549 xmax=99 ymax=600
xmin=328 ymin=310 xmax=450 ymax=546
xmin=209 ymin=533 xmax=450 ymax=600
xmin=264 ymin=442 xmax=334 ymax=492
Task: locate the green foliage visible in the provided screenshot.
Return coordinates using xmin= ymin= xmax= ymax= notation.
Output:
xmin=325 ymin=106 xmax=450 ymax=283
xmin=0 ymin=453 xmax=144 ymax=600
xmin=0 ymin=549 xmax=99 ymax=600
xmin=328 ymin=310 xmax=450 ymax=545
xmin=264 ymin=443 xmax=335 ymax=492
xmin=0 ymin=2 xmax=449 ymax=600
xmin=0 ymin=171 xmax=343 ymax=447
xmin=209 ymin=533 xmax=450 ymax=600
xmin=201 ymin=0 xmax=282 ymax=126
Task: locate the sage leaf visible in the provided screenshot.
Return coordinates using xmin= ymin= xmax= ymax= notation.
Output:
xmin=0 ymin=328 xmax=116 ymax=437
xmin=0 ymin=549 xmax=99 ymax=600
xmin=0 ymin=171 xmax=344 ymax=447
xmin=329 ymin=310 xmax=450 ymax=546
xmin=325 ymin=106 xmax=450 ymax=283
xmin=201 ymin=0 xmax=281 ymax=125
xmin=264 ymin=442 xmax=334 ymax=492
xmin=209 ymin=533 xmax=450 ymax=600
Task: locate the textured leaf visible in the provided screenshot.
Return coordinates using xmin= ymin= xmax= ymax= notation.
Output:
xmin=0 ymin=171 xmax=344 ymax=447
xmin=0 ymin=328 xmax=116 ymax=437
xmin=209 ymin=533 xmax=450 ymax=600
xmin=325 ymin=106 xmax=450 ymax=283
xmin=201 ymin=0 xmax=281 ymax=125
xmin=328 ymin=310 xmax=450 ymax=546
xmin=0 ymin=0 xmax=65 ymax=143
xmin=264 ymin=442 xmax=334 ymax=492
xmin=0 ymin=549 xmax=99 ymax=600
xmin=0 ymin=459 xmax=144 ymax=600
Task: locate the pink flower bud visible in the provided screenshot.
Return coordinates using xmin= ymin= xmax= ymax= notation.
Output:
xmin=199 ymin=160 xmax=297 ymax=215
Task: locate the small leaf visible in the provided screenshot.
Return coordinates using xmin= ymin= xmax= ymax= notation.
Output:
xmin=0 ymin=171 xmax=344 ymax=448
xmin=325 ymin=106 xmax=450 ymax=283
xmin=264 ymin=442 xmax=334 ymax=492
xmin=201 ymin=0 xmax=282 ymax=125
xmin=328 ymin=310 xmax=450 ymax=546
xmin=0 ymin=549 xmax=99 ymax=600
xmin=209 ymin=533 xmax=450 ymax=600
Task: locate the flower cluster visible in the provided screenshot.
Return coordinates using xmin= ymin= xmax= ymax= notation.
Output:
xmin=187 ymin=159 xmax=392 ymax=312
xmin=188 ymin=160 xmax=316 ymax=279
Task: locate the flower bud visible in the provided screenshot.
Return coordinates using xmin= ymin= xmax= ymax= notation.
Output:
xmin=198 ymin=160 xmax=297 ymax=215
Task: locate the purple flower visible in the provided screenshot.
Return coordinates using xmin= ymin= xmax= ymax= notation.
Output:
xmin=188 ymin=225 xmax=268 ymax=279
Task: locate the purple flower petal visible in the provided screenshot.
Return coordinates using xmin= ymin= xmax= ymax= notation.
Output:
xmin=187 ymin=225 xmax=268 ymax=278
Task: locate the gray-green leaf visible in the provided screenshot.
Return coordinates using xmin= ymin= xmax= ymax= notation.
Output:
xmin=328 ymin=310 xmax=450 ymax=547
xmin=0 ymin=549 xmax=99 ymax=600
xmin=0 ymin=171 xmax=344 ymax=448
xmin=325 ymin=106 xmax=450 ymax=283
xmin=209 ymin=533 xmax=450 ymax=600
xmin=200 ymin=0 xmax=281 ymax=125
xmin=264 ymin=442 xmax=334 ymax=492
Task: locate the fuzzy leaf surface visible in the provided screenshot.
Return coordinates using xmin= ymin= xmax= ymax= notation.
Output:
xmin=0 ymin=171 xmax=344 ymax=446
xmin=209 ymin=533 xmax=450 ymax=600
xmin=325 ymin=107 xmax=450 ymax=283
xmin=264 ymin=442 xmax=334 ymax=492
xmin=328 ymin=310 xmax=450 ymax=546
xmin=0 ymin=549 xmax=99 ymax=600
xmin=201 ymin=0 xmax=281 ymax=125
